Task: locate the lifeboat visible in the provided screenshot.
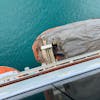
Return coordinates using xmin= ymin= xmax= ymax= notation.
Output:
xmin=0 ymin=66 xmax=19 ymax=79
xmin=32 ymin=19 xmax=100 ymax=64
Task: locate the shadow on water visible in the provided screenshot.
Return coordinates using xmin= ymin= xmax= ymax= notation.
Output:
xmin=22 ymin=93 xmax=45 ymax=100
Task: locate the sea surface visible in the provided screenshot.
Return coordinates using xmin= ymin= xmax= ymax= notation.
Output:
xmin=0 ymin=0 xmax=100 ymax=100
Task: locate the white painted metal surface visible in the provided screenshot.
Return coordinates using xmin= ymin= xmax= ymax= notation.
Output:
xmin=0 ymin=50 xmax=99 ymax=86
xmin=0 ymin=57 xmax=100 ymax=100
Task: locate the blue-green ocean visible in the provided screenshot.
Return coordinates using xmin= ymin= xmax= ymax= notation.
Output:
xmin=0 ymin=0 xmax=100 ymax=100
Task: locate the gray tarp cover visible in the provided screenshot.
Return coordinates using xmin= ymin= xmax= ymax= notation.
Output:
xmin=38 ymin=19 xmax=100 ymax=100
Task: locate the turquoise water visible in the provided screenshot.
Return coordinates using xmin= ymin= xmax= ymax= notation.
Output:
xmin=0 ymin=0 xmax=100 ymax=99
